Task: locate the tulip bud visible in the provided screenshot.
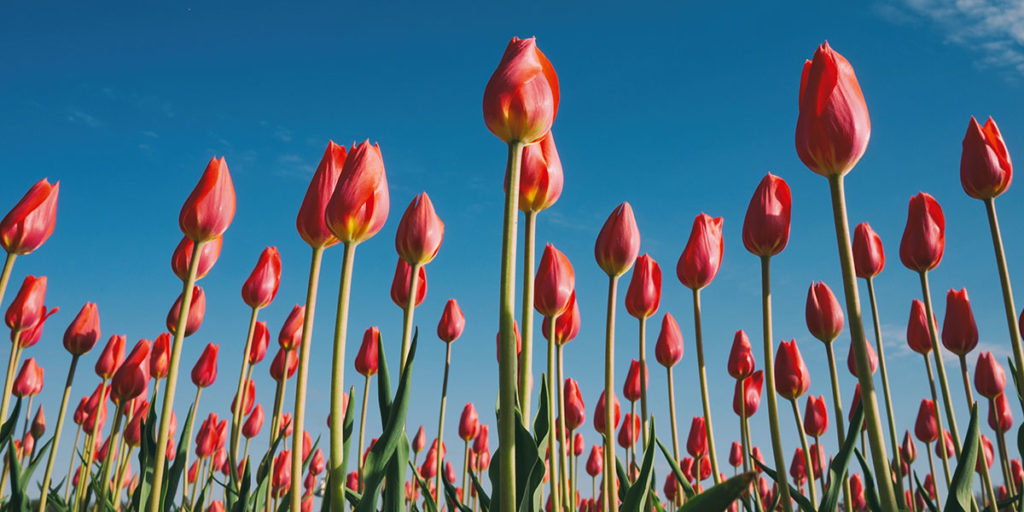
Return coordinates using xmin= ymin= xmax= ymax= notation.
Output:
xmin=395 ymin=192 xmax=445 ymax=266
xmin=516 ymin=132 xmax=563 ymax=212
xmin=279 ymin=413 xmax=293 ymax=438
xmin=232 ymin=379 xmax=255 ymax=417
xmin=655 ymin=313 xmax=683 ymax=368
xmin=325 ymin=140 xmax=390 ymax=245
xmin=13 ymin=358 xmax=43 ymax=397
xmin=171 ymin=235 xmax=222 ymax=282
xmin=16 ymin=303 xmax=57 ymax=349
xmin=789 ymin=447 xmax=806 ymax=485
xmin=975 ymin=351 xmax=1006 ymax=400
xmin=276 ymin=305 xmax=305 ymax=351
xmin=191 ymin=343 xmax=219 ymax=388
xmin=900 ymin=192 xmax=945 ymax=272
xmin=729 ymin=442 xmax=743 ymax=468
xmin=272 ymin=450 xmax=291 ymax=495
xmin=847 ymin=338 xmax=877 ymax=377
xmin=459 ymin=403 xmax=480 ymax=441
xmin=242 ymin=404 xmax=264 ymax=439
xmin=30 ymin=406 xmax=45 ymax=439
xmin=482 ymin=37 xmax=559 ymax=144
xmin=900 ymin=430 xmax=917 ymax=464
xmin=677 ymin=214 xmax=724 ymax=290
xmin=617 ymin=414 xmax=641 ymax=449
xmin=622 ymin=359 xmax=647 ymax=403
xmin=73 ymin=397 xmax=88 ymax=426
xmin=941 ymin=288 xmax=978 ymax=356
xmin=297 ymin=141 xmax=346 ymax=248
xmin=437 ymin=299 xmax=466 ymax=343
xmin=961 ymin=116 xmax=1012 ymax=200
xmin=412 ymin=426 xmax=426 ymax=453
xmin=853 ymin=223 xmax=885 ymax=279
xmin=728 ymin=330 xmax=755 ymax=380
xmin=573 ymin=432 xmax=584 ymax=457
xmin=795 ymin=42 xmax=871 ymax=177
xmin=270 ymin=347 xmax=298 ymax=382
xmin=0 ymin=178 xmax=59 ymax=255
xmin=805 ymin=282 xmax=844 ymax=343
xmin=686 ymin=417 xmax=707 ymax=459
xmin=914 ymin=399 xmax=938 ymax=444
xmin=63 ymin=302 xmax=101 ymax=356
xmin=5 ymin=275 xmax=46 ymax=336
xmin=850 ymin=473 xmax=866 ymax=509
xmin=542 ymin=291 xmax=580 ymax=346
xmin=907 ymin=299 xmax=937 ymax=355
xmin=111 ymin=340 xmax=151 ymax=403
xmin=593 ymin=391 xmax=620 ymax=433
xmin=626 ymin=254 xmax=661 ymax=319
xmin=473 ymin=425 xmax=489 ymax=454
xmin=249 ymin=321 xmax=269 ymax=365
xmin=390 ymin=259 xmax=427 ymax=309
xmin=535 ymin=244 xmax=576 ymax=318
xmin=803 ymin=395 xmax=828 ymax=437
xmin=149 ymin=332 xmax=170 ymax=380
xmin=989 ymin=392 xmax=1014 ymax=434
xmin=311 ymin=448 xmax=326 ymax=475
xmin=742 ymin=174 xmax=791 ymax=257
xmin=775 ymin=340 xmax=809 ymax=400
xmin=96 ymin=334 xmax=126 ymax=380
xmin=809 ymin=444 xmax=826 ymax=478
xmin=732 ymin=370 xmax=763 ymax=418
xmin=594 ymin=202 xmax=640 ymax=277
xmin=586 ymin=445 xmax=603 ymax=477
xmin=935 ymin=430 xmax=955 ymax=458
xmin=242 ymin=247 xmax=281 ymax=309
xmin=179 ymin=157 xmax=235 ymax=242
xmin=166 ymin=286 xmax=205 ymax=337
xmin=563 ymin=378 xmax=585 ymax=431
xmin=354 ymin=326 xmax=380 ymax=377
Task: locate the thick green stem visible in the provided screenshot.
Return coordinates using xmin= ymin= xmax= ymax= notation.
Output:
xmin=0 ymin=340 xmax=22 ymax=430
xmin=436 ymin=342 xmax=452 ymax=503
xmin=147 ymin=239 xmax=204 ymax=512
xmin=865 ymin=277 xmax=905 ymax=498
xmin=790 ymin=399 xmax=818 ymax=504
xmin=266 ymin=375 xmax=287 ymax=508
xmin=758 ymin=256 xmax=793 ymax=512
xmin=497 ymin=141 xmax=524 ymax=512
xmin=230 ymin=307 xmax=261 ymax=469
xmin=545 ymin=317 xmax=562 ymax=512
xmin=925 ymin=444 xmax=938 ymax=498
xmin=924 ymin=356 xmax=952 ymax=487
xmin=519 ymin=210 xmax=537 ymax=421
xmin=290 ymin=245 xmax=325 ymax=512
xmin=919 ymin=271 xmax=961 ymax=453
xmin=983 ymin=198 xmax=1024 ymax=397
xmin=692 ymin=288 xmax=721 ymax=484
xmin=823 ymin=343 xmax=853 ymax=511
xmin=0 ymin=253 xmax=16 ymax=313
xmin=329 ymin=242 xmax=357 ymax=512
xmin=638 ymin=318 xmax=649 ymax=450
xmin=400 ymin=262 xmax=422 ymax=375
xmin=995 ymin=423 xmax=1015 ymax=495
xmin=826 ymin=174 xmax=899 ymax=509
xmin=38 ymin=355 xmax=79 ymax=512
xmin=602 ymin=275 xmax=620 ymax=512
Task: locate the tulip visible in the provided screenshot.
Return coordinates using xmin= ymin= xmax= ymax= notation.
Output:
xmin=626 ymin=254 xmax=661 ymax=319
xmin=150 ymin=332 xmax=170 ymax=380
xmin=676 ymin=214 xmax=724 ymax=290
xmin=542 ymin=291 xmax=580 ymax=346
xmin=63 ymin=302 xmax=101 ymax=356
xmin=232 ymin=379 xmax=255 ymax=417
xmin=354 ymin=327 xmax=379 ymax=377
xmin=724 ymin=330 xmax=754 ymax=380
xmin=278 ymin=305 xmax=305 ymax=351
xmin=242 ymin=246 xmax=282 ymax=309
xmin=179 ymin=157 xmax=235 ymax=242
xmin=900 ymin=193 xmax=945 ymax=272
xmin=437 ymin=299 xmax=466 ymax=343
xmin=5 ymin=275 xmax=46 ymax=338
xmin=12 ymin=358 xmax=43 ymax=397
xmin=655 ymin=314 xmax=684 ymax=368
xmin=847 ymin=337 xmax=877 ymax=377
xmin=733 ymin=370 xmax=763 ymax=418
xmin=395 ymin=192 xmax=445 ymax=266
xmin=907 ymin=300 xmax=936 ymax=355
xmin=977 ymin=434 xmax=995 ymax=473
xmin=729 ymin=442 xmax=743 ymax=468
xmin=942 ymin=288 xmax=978 ymax=356
xmin=617 ymin=413 xmax=641 ymax=451
xmin=273 ymin=450 xmax=292 ymax=496
xmin=593 ymin=391 xmax=620 ymax=434
xmin=171 ymin=235 xmax=222 ymax=283
xmin=243 ymin=404 xmax=264 ymax=439
xmin=186 ymin=343 xmax=217 ymax=389
xmin=989 ymin=392 xmax=1013 ymax=434
xmin=564 ymin=379 xmax=585 ymax=431
xmin=850 ymin=223 xmax=886 ymax=280
xmin=0 ymin=178 xmax=59 ymax=255
xmin=412 ymin=426 xmax=427 ymax=455
xmin=915 ymin=400 xmax=939 ymax=444
xmin=535 ymin=244 xmax=575 ymax=318
xmin=483 ymin=36 xmax=559 ymax=144
xmin=803 ymin=395 xmax=828 ymax=438
xmin=390 ymin=259 xmax=427 ymax=309
xmin=111 ymin=340 xmax=151 ymax=402
xmin=517 ymin=132 xmax=563 ymax=212
xmin=270 ymin=348 xmax=298 ymax=382
xmin=775 ymin=340 xmax=809 ymax=400
xmin=622 ymin=360 xmax=647 ymax=403
xmin=15 ymin=304 xmax=57 ymax=349
xmin=296 ymin=141 xmax=346 ymax=248
xmin=961 ymin=116 xmax=1012 ymax=199
xmin=975 ymin=352 xmax=1006 ymax=400
xmin=742 ymin=174 xmax=792 ymax=257
xmin=459 ymin=403 xmax=479 ymax=441
xmin=249 ymin=322 xmax=269 ymax=365
xmin=29 ymin=406 xmax=44 ymax=439
xmin=806 ymin=282 xmax=844 ymax=343
xmin=850 ymin=473 xmax=866 ymax=510
xmin=790 ymin=448 xmax=807 ymax=486
xmin=935 ymin=430 xmax=955 ymax=459
xmin=900 ymin=430 xmax=917 ymax=464
xmin=686 ymin=417 xmax=707 ymax=460
xmin=165 ymin=285 xmax=205 ymax=337
xmin=594 ymin=203 xmax=640 ymax=278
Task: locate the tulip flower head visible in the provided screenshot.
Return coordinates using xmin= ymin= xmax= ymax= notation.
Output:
xmin=733 ymin=370 xmax=763 ymax=418
xmin=12 ymin=358 xmax=43 ymax=397
xmin=742 ymin=174 xmax=792 ymax=257
xmin=593 ymin=391 xmax=620 ymax=433
xmin=805 ymin=281 xmax=844 ymax=343
xmin=5 ymin=275 xmax=46 ymax=337
xmin=686 ymin=416 xmax=707 ymax=459
xmin=900 ymin=430 xmax=917 ymax=463
xmin=989 ymin=393 xmax=1014 ymax=433
xmin=482 ymin=36 xmax=559 ymax=144
xmin=975 ymin=351 xmax=1006 ymax=400
xmin=941 ymin=288 xmax=978 ymax=356
xmin=166 ymin=285 xmax=205 ymax=337
xmin=0 ymin=178 xmax=59 ymax=255
xmin=473 ymin=425 xmax=490 ymax=454
xmin=900 ymin=192 xmax=945 ymax=272
xmin=248 ymin=321 xmax=269 ymax=365
xmin=564 ymin=378 xmax=585 ymax=430
xmin=325 ymin=140 xmax=390 ymax=245
xmin=907 ymin=299 xmax=937 ymax=355
xmin=297 ymin=141 xmax=346 ymax=248
xmin=961 ymin=116 xmax=1012 ymax=200
xmin=622 ymin=359 xmax=648 ymax=403
xmin=617 ymin=413 xmax=641 ymax=448
xmin=355 ymin=327 xmax=380 ymax=377
xmin=542 ymin=291 xmax=580 ymax=345
xmin=626 ymin=254 xmax=661 ymax=319
xmin=232 ymin=379 xmax=256 ymax=417
xmin=278 ymin=305 xmax=305 ymax=351
xmin=516 ymin=132 xmax=563 ymax=212
xmin=789 ymin=448 xmax=807 ymax=485
xmin=243 ymin=404 xmax=264 ymax=439
xmin=655 ymin=313 xmax=683 ymax=368
xmin=914 ymin=399 xmax=938 ymax=444
xmin=412 ymin=426 xmax=426 ymax=453
xmin=171 ymin=235 xmax=222 ymax=282
xmin=390 ymin=259 xmax=427 ymax=309
xmin=935 ymin=430 xmax=955 ymax=458
xmin=191 ymin=343 xmax=219 ymax=388
xmin=270 ymin=347 xmax=298 ymax=382
xmin=459 ymin=403 xmax=480 ymax=441
xmin=395 ymin=192 xmax=445 ymax=266
xmin=30 ymin=406 xmax=45 ymax=439
xmin=585 ymin=445 xmax=603 ymax=477
xmin=677 ymin=214 xmax=724 ymax=290
xmin=594 ymin=202 xmax=640 ymax=277
xmin=437 ymin=299 xmax=466 ymax=343
xmin=242 ymin=246 xmax=281 ymax=309
xmin=728 ymin=330 xmax=755 ymax=380
xmin=96 ymin=334 xmax=126 ymax=380
xmin=112 ymin=340 xmax=152 ymax=403
xmin=179 ymin=157 xmax=235 ymax=242
xmin=853 ymin=222 xmax=885 ymax=279
xmin=847 ymin=338 xmax=877 ymax=377
xmin=535 ymin=244 xmax=575 ymax=318
xmin=774 ymin=340 xmax=810 ymax=400
xmin=150 ymin=332 xmax=170 ymax=379
xmin=729 ymin=442 xmax=743 ymax=468
xmin=803 ymin=395 xmax=828 ymax=437
xmin=63 ymin=302 xmax=101 ymax=356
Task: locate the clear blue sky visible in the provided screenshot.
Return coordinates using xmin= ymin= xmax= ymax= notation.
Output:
xmin=3 ymin=0 xmax=1024 ymax=499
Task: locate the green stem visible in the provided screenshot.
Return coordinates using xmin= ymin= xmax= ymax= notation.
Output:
xmin=291 ymin=245 xmax=325 ymax=512
xmin=463 ymin=439 xmax=470 ymax=501
xmin=638 ymin=317 xmax=649 ymax=450
xmin=602 ymin=275 xmax=620 ymax=512
xmin=0 ymin=253 xmax=16 ymax=313
xmin=667 ymin=367 xmax=681 ymax=504
xmin=0 ymin=339 xmax=21 ymax=430
xmin=520 ymin=210 xmax=537 ymax=421
xmin=357 ymin=374 xmax=370 ymax=484
xmin=919 ymin=270 xmax=962 ymax=453
xmin=823 ymin=343 xmax=853 ymax=511
xmin=865 ymin=277 xmax=905 ymax=498
xmin=983 ymin=198 xmax=1024 ymax=397
xmin=329 ymin=241 xmax=357 ymax=512
xmin=38 ymin=355 xmax=79 ymax=512
xmin=64 ymin=423 xmax=82 ymax=501
xmin=759 ymin=255 xmax=793 ymax=512
xmin=436 ymin=342 xmax=452 ymax=503
xmin=497 ymin=141 xmax=525 ymax=512
xmin=180 ymin=386 xmax=203 ymax=506
xmin=925 ymin=443 xmax=938 ymax=499
xmin=826 ymin=174 xmax=899 ymax=509
xmin=692 ymin=288 xmax=720 ymax=484
xmin=98 ymin=401 xmax=125 ymax=508
xmin=556 ymin=343 xmax=570 ymax=509
xmin=400 ymin=262 xmax=422 ymax=375
xmin=265 ymin=375 xmax=287 ymax=509
xmin=790 ymin=398 xmax=818 ymax=504
xmin=924 ymin=356 xmax=952 ymax=488
xmin=995 ymin=421 xmax=1015 ymax=495
xmin=146 ymin=239 xmax=204 ymax=512
xmin=230 ymin=307 xmax=260 ymax=469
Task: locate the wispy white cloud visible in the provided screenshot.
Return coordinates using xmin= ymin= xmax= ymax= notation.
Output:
xmin=67 ymin=108 xmax=101 ymax=128
xmin=878 ymin=0 xmax=1024 ymax=74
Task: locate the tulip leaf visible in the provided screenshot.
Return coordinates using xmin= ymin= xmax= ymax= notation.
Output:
xmin=469 ymin=468 xmax=490 ymax=512
xmin=229 ymin=458 xmax=251 ymax=512
xmin=621 ymin=422 xmax=657 ymax=512
xmin=679 ymin=472 xmax=756 ymax=512
xmin=382 ymin=434 xmax=410 ymax=512
xmin=944 ymin=403 xmax=980 ymax=512
xmin=912 ymin=472 xmax=939 ymax=512
xmin=409 ymin=459 xmax=439 ymax=512
xmin=752 ymin=457 xmax=815 ymax=512
xmin=0 ymin=398 xmax=21 ymax=448
xmin=162 ymin=399 xmax=197 ymax=511
xmin=344 ymin=486 xmax=363 ymax=507
xmin=377 ymin=329 xmax=392 ymax=422
xmin=443 ymin=467 xmax=474 ymax=512
xmin=488 ymin=378 xmax=548 ymax=512
xmin=7 ymin=438 xmax=28 ymax=512
xmin=852 ymin=449 xmax=883 ymax=512
xmin=131 ymin=403 xmax=158 ymax=512
xmin=655 ymin=437 xmax=696 ymax=499
xmin=818 ymin=401 xmax=863 ymax=512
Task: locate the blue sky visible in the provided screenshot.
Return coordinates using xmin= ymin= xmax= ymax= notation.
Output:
xmin=3 ymin=0 xmax=1024 ymax=499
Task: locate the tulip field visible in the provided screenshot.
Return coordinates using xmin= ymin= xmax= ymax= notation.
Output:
xmin=3 ymin=25 xmax=1024 ymax=512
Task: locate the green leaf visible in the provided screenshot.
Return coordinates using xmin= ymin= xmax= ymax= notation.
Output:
xmin=344 ymin=486 xmax=364 ymax=507
xmin=469 ymin=468 xmax=490 ymax=512
xmin=752 ymin=457 xmax=815 ymax=512
xmin=229 ymin=458 xmax=252 ymax=512
xmin=912 ymin=472 xmax=939 ymax=512
xmin=944 ymin=403 xmax=980 ymax=512
xmin=621 ymin=422 xmax=657 ymax=512
xmin=654 ymin=437 xmax=696 ymax=498
xmin=377 ymin=329 xmax=393 ymax=422
xmin=489 ymin=378 xmax=548 ymax=512
xmin=409 ymin=459 xmax=438 ymax=512
xmin=443 ymin=467 xmax=474 ymax=512
xmin=382 ymin=433 xmax=410 ymax=512
xmin=678 ymin=472 xmax=757 ymax=512
xmin=853 ymin=449 xmax=883 ymax=512
xmin=163 ymin=400 xmax=197 ymax=511
xmin=818 ymin=401 xmax=864 ymax=512
xmin=131 ymin=404 xmax=158 ymax=512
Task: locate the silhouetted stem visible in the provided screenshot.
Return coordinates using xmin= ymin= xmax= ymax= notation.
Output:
xmin=923 ymin=356 xmax=951 ymax=487
xmin=918 ymin=271 xmax=961 ymax=454
xmin=790 ymin=398 xmax=818 ymax=504
xmin=958 ymin=355 xmax=998 ymax=512
xmin=436 ymin=342 xmax=452 ymax=504
xmin=638 ymin=317 xmax=649 ymax=449
xmin=666 ymin=366 xmax=680 ymax=501
xmin=181 ymin=386 xmax=203 ymax=505
xmin=556 ymin=341 xmax=570 ymax=509
xmin=823 ymin=343 xmax=853 ymax=511
xmin=64 ymin=423 xmax=82 ymax=501
xmin=231 ymin=306 xmax=260 ymax=469
xmin=357 ymin=373 xmax=370 ymax=484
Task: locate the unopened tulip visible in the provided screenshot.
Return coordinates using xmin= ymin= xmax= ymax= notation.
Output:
xmin=243 ymin=404 xmax=264 ymax=439
xmin=975 ymin=351 xmax=1006 ymax=399
xmin=482 ymin=37 xmax=559 ymax=144
xmin=795 ymin=42 xmax=871 ymax=177
xmin=279 ymin=413 xmax=293 ymax=438
xmin=125 ymin=411 xmax=144 ymax=447
xmin=16 ymin=303 xmax=56 ymax=349
xmin=166 ymin=285 xmax=205 ymax=337
xmin=573 ymin=432 xmax=584 ymax=456
xmin=5 ymin=275 xmax=46 ymax=335
xmin=460 ymin=403 xmax=480 ymax=441
xmin=594 ymin=202 xmax=640 ymax=277
xmin=989 ymin=393 xmax=1013 ymax=433
xmin=535 ymin=244 xmax=575 ymax=317
xmin=729 ymin=441 xmax=743 ymax=467
xmin=325 ymin=140 xmax=390 ymax=245
xmin=150 ymin=332 xmax=170 ymax=379
xmin=677 ymin=214 xmax=724 ymax=290
xmin=733 ymin=370 xmax=763 ymax=418
xmin=564 ymin=378 xmax=585 ymax=430
xmin=73 ymin=397 xmax=88 ymax=426
xmin=191 ymin=343 xmax=219 ymax=388
xmin=907 ymin=299 xmax=937 ymax=355
xmin=941 ymin=288 xmax=978 ymax=356
xmin=390 ymin=259 xmax=427 ymax=309
xmin=847 ymin=338 xmax=877 ymax=377
xmin=742 ymin=174 xmax=791 ymax=257
xmin=355 ymin=326 xmax=380 ymax=377
xmin=626 ymin=254 xmax=661 ymax=318
xmin=249 ymin=321 xmax=269 ymax=365
xmin=278 ymin=305 xmax=305 ymax=351
xmin=593 ymin=391 xmax=620 ymax=433
xmin=686 ymin=416 xmax=707 ymax=459
xmin=542 ymin=291 xmax=580 ymax=345
xmin=296 ymin=141 xmax=346 ymax=248
xmin=850 ymin=473 xmax=866 ymax=509
xmin=12 ymin=358 xmax=43 ymax=397
xmin=310 ymin=448 xmax=326 ymax=475
xmin=437 ymin=299 xmax=466 ymax=343
xmin=112 ymin=340 xmax=151 ymax=402
xmin=805 ymin=282 xmax=844 ymax=342
xmin=586 ymin=445 xmax=603 ymax=477
xmin=242 ymin=247 xmax=281 ymax=309
xmin=179 ymin=157 xmax=235 ymax=242
xmin=901 ymin=430 xmax=917 ymax=463
xmin=0 ymin=178 xmax=59 ymax=255
xmin=232 ymin=379 xmax=255 ymax=417
xmin=935 ymin=430 xmax=955 ymax=458
xmin=961 ymin=116 xmax=1012 ymax=199
xmin=900 ymin=192 xmax=945 ymax=272
xmin=774 ymin=340 xmax=809 ymax=400
xmin=809 ymin=444 xmax=826 ymax=478
xmin=270 ymin=348 xmax=298 ymax=382
xmin=915 ymin=400 xmax=939 ymax=443
xmin=395 ymin=192 xmax=445 ymax=266
xmin=623 ymin=359 xmax=648 ymax=403
xmin=412 ymin=426 xmax=426 ymax=453
xmin=30 ymin=406 xmax=45 ymax=438
xmin=803 ymin=395 xmax=828 ymax=437
xmin=853 ymin=223 xmax=885 ymax=279
xmin=171 ymin=235 xmax=222 ymax=282
xmin=517 ymin=132 xmax=563 ymax=212
xmin=617 ymin=413 xmax=641 ymax=448
xmin=728 ymin=330 xmax=755 ymax=379
xmin=63 ymin=302 xmax=101 ymax=356
xmin=272 ymin=450 xmax=291 ymax=495
xmin=789 ymin=448 xmax=807 ymax=485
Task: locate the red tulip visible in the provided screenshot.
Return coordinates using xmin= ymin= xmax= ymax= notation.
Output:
xmin=95 ymin=334 xmax=126 ymax=380
xmin=150 ymin=332 xmax=170 ymax=379
xmin=655 ymin=313 xmax=683 ymax=368
xmin=232 ymin=379 xmax=256 ymax=417
xmin=179 ymin=157 xmax=235 ymax=242
xmin=900 ymin=192 xmax=945 ymax=272
xmin=622 ymin=359 xmax=648 ymax=403
xmin=297 ymin=141 xmax=346 ymax=248
xmin=728 ymin=330 xmax=755 ymax=380
xmin=345 ymin=471 xmax=359 ymax=492
xmin=311 ymin=448 xmax=326 ymax=475
xmin=733 ymin=370 xmax=763 ymax=418
xmin=437 ymin=299 xmax=466 ymax=343
xmin=324 ymin=140 xmax=390 ymax=245
xmin=775 ymin=340 xmax=810 ymax=400
xmin=12 ymin=358 xmax=43 ymax=397
xmin=535 ymin=244 xmax=576 ymax=317
xmin=914 ymin=399 xmax=938 ymax=444
xmin=279 ymin=413 xmax=293 ymax=438
xmin=564 ymin=378 xmax=585 ymax=430
xmin=789 ymin=447 xmax=807 ymax=485
xmin=395 ymin=192 xmax=445 ymax=266
xmin=935 ymin=430 xmax=955 ymax=458
xmin=166 ymin=285 xmax=205 ymax=337
xmin=249 ymin=322 xmax=269 ymax=365
xmin=729 ymin=441 xmax=743 ymax=467
xmin=243 ymin=404 xmax=264 ymax=439
xmin=809 ymin=443 xmax=826 ymax=478
xmin=125 ymin=409 xmax=144 ymax=447
xmin=742 ymin=174 xmax=791 ymax=257
xmin=482 ymin=37 xmax=559 ymax=144
xmin=459 ymin=403 xmax=480 ymax=441
xmin=961 ymin=116 xmax=1012 ymax=199
xmin=112 ymin=340 xmax=151 ymax=403
xmin=473 ymin=425 xmax=489 ymax=454
xmin=241 ymin=247 xmax=281 ymax=309
xmin=5 ymin=275 xmax=46 ymax=336
xmin=907 ymin=299 xmax=937 ymax=355
xmin=31 ymin=406 xmax=45 ymax=438
xmin=941 ymin=288 xmax=978 ymax=356
xmin=270 ymin=348 xmax=298 ymax=382
xmin=73 ymin=397 xmax=88 ymax=426
xmin=0 ymin=178 xmax=59 ymax=255
xmin=63 ymin=302 xmax=101 ymax=356
xmin=83 ymin=384 xmax=109 ymax=435
xmin=495 ymin=322 xmax=522 ymax=362
xmin=617 ymin=413 xmax=641 ymax=448
xmin=516 ymin=132 xmax=563 ymax=212
xmin=677 ymin=213 xmax=724 ymax=290
xmin=850 ymin=473 xmax=866 ymax=509
xmin=686 ymin=416 xmax=707 ymax=459
xmin=989 ymin=393 xmax=1013 ymax=433
xmin=15 ymin=302 xmax=56 ymax=349
xmin=1014 ymin=460 xmax=1024 ymax=489
xmin=390 ymin=259 xmax=427 ymax=309
xmin=412 ymin=426 xmax=427 ymax=453
xmin=354 ymin=326 xmax=380 ymax=377
xmin=847 ymin=338 xmax=877 ymax=377
xmin=977 ymin=434 xmax=995 ymax=473
xmin=805 ymin=281 xmax=844 ymax=342
xmin=171 ymin=235 xmax=222 ymax=282
xmin=803 ymin=395 xmax=828 ymax=437
xmin=626 ymin=254 xmax=661 ymax=319
xmin=594 ymin=202 xmax=640 ymax=277
xmin=272 ymin=450 xmax=291 ymax=495
xmin=795 ymin=42 xmax=871 ymax=177
xmin=975 ymin=351 xmax=1006 ymax=400
xmin=593 ymin=391 xmax=620 ymax=433
xmin=852 ymin=222 xmax=885 ymax=279
xmin=901 ymin=430 xmax=917 ymax=463
xmin=542 ymin=291 xmax=580 ymax=345
xmin=191 ymin=343 xmax=219 ymax=388
xmin=278 ymin=305 xmax=305 ymax=350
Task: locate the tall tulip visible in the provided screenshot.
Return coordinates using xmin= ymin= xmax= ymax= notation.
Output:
xmin=395 ymin=192 xmax=444 ymax=373
xmin=458 ymin=403 xmax=480 ymax=492
xmin=625 ymin=254 xmax=659 ymax=449
xmin=776 ymin=340 xmax=817 ymax=502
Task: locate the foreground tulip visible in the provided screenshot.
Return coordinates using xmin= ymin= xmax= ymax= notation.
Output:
xmin=5 ymin=275 xmax=46 ymax=340
xmin=942 ymin=288 xmax=979 ymax=356
xmin=179 ymin=157 xmax=235 ymax=243
xmin=62 ymin=302 xmax=101 ymax=356
xmin=483 ymin=36 xmax=559 ymax=145
xmin=1 ymin=178 xmax=59 ymax=256
xmin=241 ymin=247 xmax=282 ymax=309
xmin=853 ymin=223 xmax=885 ymax=279
xmin=12 ymin=358 xmax=43 ymax=397
xmin=166 ymin=285 xmax=205 ymax=337
xmin=806 ymin=282 xmax=844 ymax=343
xmin=150 ymin=332 xmax=171 ymax=381
xmin=437 ymin=299 xmax=466 ymax=343
xmin=677 ymin=214 xmax=724 ymax=290
xmin=975 ymin=352 xmax=1006 ymax=400
xmin=395 ymin=192 xmax=445 ymax=267
xmin=191 ymin=343 xmax=219 ymax=388
xmin=171 ymin=235 xmax=222 ymax=283
xmin=535 ymin=245 xmax=575 ymax=318
xmin=564 ymin=379 xmax=585 ymax=431
xmin=804 ymin=395 xmax=829 ymax=438
xmin=742 ymin=174 xmax=791 ymax=258
xmin=775 ymin=340 xmax=809 ymax=400
xmin=900 ymin=193 xmax=945 ymax=273
xmin=962 ymin=116 xmax=1012 ymax=200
